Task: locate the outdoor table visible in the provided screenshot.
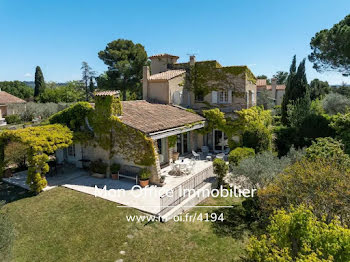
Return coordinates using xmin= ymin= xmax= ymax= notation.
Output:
xmin=175 ymin=158 xmax=191 ymax=168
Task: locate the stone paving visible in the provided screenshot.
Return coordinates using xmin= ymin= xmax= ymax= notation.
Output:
xmin=3 ymin=160 xmax=213 ymax=215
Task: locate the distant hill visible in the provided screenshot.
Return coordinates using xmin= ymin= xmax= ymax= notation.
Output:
xmin=331 ymin=84 xmax=350 ymax=88
xmin=23 ymin=81 xmax=67 ymax=88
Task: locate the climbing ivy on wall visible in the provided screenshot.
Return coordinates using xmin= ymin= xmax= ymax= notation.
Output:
xmin=198 ymin=106 xmax=272 ymax=149
xmin=0 ymin=124 xmax=73 ymax=193
xmin=48 ymin=96 xmax=156 ymax=171
xmin=91 ymin=95 xmax=156 ymax=174
xmin=175 ymin=61 xmax=256 ymax=99
xmin=49 ymin=102 xmax=94 ymax=131
xmin=168 ymin=135 xmax=177 ymax=148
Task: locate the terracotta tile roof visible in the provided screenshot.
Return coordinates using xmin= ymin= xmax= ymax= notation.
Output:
xmin=149 ymin=70 xmax=186 ymax=81
xmin=149 ymin=53 xmax=179 ymax=59
xmin=0 ymin=91 xmax=26 ymax=104
xmin=256 ymin=79 xmax=267 ymax=86
xmin=120 ymin=100 xmax=204 ymax=134
xmin=94 ymin=90 xmax=120 ymax=96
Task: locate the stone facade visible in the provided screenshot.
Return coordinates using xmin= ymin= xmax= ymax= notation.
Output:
xmin=256 ymin=78 xmax=286 ymax=106
xmin=143 ymin=54 xmax=257 ymax=116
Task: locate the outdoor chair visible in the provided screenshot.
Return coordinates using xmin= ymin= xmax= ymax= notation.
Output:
xmin=201 ymin=146 xmax=209 ymax=157
xmin=192 ymin=150 xmax=200 ymax=160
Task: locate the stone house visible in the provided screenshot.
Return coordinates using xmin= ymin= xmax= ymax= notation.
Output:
xmin=56 ymin=91 xmax=205 ymax=183
xmin=256 ymin=78 xmax=286 ymax=105
xmin=0 ymin=90 xmax=26 ymax=126
xmin=143 ymin=53 xmax=257 ymax=152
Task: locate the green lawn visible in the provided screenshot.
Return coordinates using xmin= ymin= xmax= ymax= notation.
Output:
xmin=2 ymin=187 xmax=248 ymax=262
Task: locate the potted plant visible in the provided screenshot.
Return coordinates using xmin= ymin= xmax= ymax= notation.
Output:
xmin=90 ymin=159 xmax=107 ymax=178
xmin=111 ymin=163 xmax=121 ymax=180
xmin=139 ymin=168 xmax=151 ymax=188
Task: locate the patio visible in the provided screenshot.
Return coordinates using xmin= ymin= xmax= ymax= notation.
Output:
xmin=3 ymin=159 xmax=214 ymax=216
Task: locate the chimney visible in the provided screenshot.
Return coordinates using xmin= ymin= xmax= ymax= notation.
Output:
xmin=142 ymin=66 xmax=150 ymax=100
xmin=189 ymin=55 xmax=196 ymax=66
xmin=271 ymin=78 xmax=277 ymax=103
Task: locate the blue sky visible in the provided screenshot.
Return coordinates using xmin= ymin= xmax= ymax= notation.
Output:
xmin=0 ymin=0 xmax=349 ymax=84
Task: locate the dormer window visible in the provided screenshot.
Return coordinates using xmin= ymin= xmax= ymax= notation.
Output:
xmin=218 ymin=90 xmax=228 ymax=103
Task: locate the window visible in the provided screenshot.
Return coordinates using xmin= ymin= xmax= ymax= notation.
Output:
xmin=195 ymin=92 xmax=204 ymax=102
xmin=68 ymin=144 xmax=75 ymax=157
xmin=218 ymin=90 xmax=228 ymax=103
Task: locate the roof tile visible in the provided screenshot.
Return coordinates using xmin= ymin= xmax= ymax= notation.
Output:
xmin=149 ymin=70 xmax=186 ymax=81
xmin=120 ymin=100 xmax=204 ymax=134
xmin=0 ymin=91 xmax=26 ymax=104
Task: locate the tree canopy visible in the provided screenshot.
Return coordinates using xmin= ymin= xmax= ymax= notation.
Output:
xmin=0 ymin=81 xmax=33 ymax=99
xmin=272 ymin=71 xmax=288 ymax=85
xmin=309 ymin=78 xmax=330 ymax=100
xmin=309 ymin=14 xmax=350 ymax=74
xmin=81 ymin=62 xmax=95 ymax=101
xmin=97 ymin=39 xmax=148 ymax=100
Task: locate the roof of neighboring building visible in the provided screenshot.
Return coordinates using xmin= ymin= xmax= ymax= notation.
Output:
xmin=0 ymin=91 xmax=26 ymax=104
xmin=148 ymin=70 xmax=186 ymax=81
xmin=257 ymin=85 xmax=286 ymax=91
xmin=149 ymin=53 xmax=179 ymax=59
xmin=120 ymin=100 xmax=204 ymax=134
xmin=94 ymin=90 xmax=120 ymax=96
xmin=256 ymin=79 xmax=267 ymax=86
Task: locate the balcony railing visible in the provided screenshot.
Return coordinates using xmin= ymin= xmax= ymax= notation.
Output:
xmin=158 ymin=165 xmax=215 ymax=216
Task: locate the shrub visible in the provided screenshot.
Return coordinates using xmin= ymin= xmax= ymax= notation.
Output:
xmin=242 ymin=125 xmax=272 ymax=153
xmin=228 ymin=147 xmax=255 ymax=167
xmin=90 ymin=159 xmax=107 ymax=174
xmin=259 ymin=158 xmax=350 ymax=225
xmin=49 ymin=102 xmax=93 ymax=131
xmin=330 ymin=112 xmax=350 ymax=154
xmin=213 ymin=158 xmax=228 ymax=186
xmin=322 ymin=92 xmax=350 ymax=115
xmin=305 ymin=137 xmax=350 ymax=166
xmin=110 ymin=163 xmax=120 ymax=174
xmin=298 ymin=113 xmax=334 ymax=143
xmin=4 ymin=114 xmax=21 ymax=124
xmin=4 ymin=141 xmax=28 ymax=170
xmin=21 ymin=102 xmax=71 ymax=121
xmin=167 ymin=135 xmax=177 ymax=148
xmin=274 ymin=113 xmax=333 ymax=157
xmin=0 ymin=201 xmax=14 ymax=261
xmin=286 ymin=93 xmax=311 ymax=129
xmin=139 ymin=168 xmax=151 ymax=181
xmin=274 ymin=125 xmax=297 ymax=157
xmin=246 ymin=205 xmax=350 ymax=261
xmin=230 ymin=151 xmax=290 ymax=189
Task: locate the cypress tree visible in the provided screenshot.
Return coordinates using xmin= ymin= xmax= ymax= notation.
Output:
xmin=34 ymin=66 xmax=46 ymax=99
xmin=281 ymin=56 xmax=308 ymax=125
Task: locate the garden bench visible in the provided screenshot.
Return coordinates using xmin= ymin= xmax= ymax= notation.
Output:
xmin=118 ymin=165 xmax=141 ymax=184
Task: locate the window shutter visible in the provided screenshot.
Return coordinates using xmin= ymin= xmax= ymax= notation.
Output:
xmin=212 ymin=91 xmax=217 ymax=104
xmin=251 ymin=91 xmax=255 ymax=103
xmin=228 ymin=90 xmax=232 ymax=103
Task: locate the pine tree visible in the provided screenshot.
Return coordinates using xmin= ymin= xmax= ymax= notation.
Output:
xmin=89 ymin=76 xmax=94 ymax=93
xmin=281 ymin=56 xmax=308 ymax=125
xmin=34 ymin=66 xmax=46 ymax=99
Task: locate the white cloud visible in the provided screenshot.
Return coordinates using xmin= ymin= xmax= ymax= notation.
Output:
xmin=24 ymin=73 xmax=32 ymax=78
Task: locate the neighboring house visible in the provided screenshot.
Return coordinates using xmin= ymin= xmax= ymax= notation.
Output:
xmin=256 ymin=78 xmax=286 ymax=105
xmin=143 ymin=53 xmax=257 ymax=152
xmin=0 ymin=90 xmax=26 ymax=126
xmin=56 ymin=91 xmax=205 ymax=184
